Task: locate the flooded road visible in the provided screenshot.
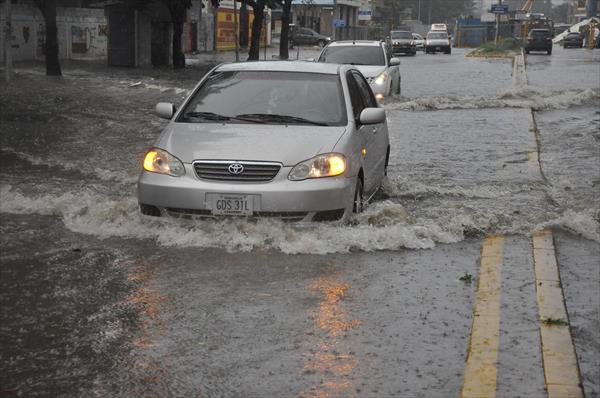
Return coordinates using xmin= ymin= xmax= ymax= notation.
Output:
xmin=1 ymin=46 xmax=598 ymax=397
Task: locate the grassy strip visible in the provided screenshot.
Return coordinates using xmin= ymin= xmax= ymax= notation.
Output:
xmin=467 ymin=38 xmax=523 ymax=58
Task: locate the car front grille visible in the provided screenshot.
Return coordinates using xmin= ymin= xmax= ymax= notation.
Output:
xmin=165 ymin=207 xmax=308 ymax=222
xmin=193 ymin=161 xmax=282 ymax=182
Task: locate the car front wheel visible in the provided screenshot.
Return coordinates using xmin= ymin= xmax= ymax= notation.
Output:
xmin=353 ymin=178 xmax=364 ymax=213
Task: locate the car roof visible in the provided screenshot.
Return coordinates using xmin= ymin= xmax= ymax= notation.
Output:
xmin=215 ymin=61 xmax=345 ymax=75
xmin=326 ymin=40 xmax=383 ymax=47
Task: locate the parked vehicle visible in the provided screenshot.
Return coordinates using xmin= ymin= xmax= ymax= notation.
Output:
xmin=317 ymin=40 xmax=401 ymax=100
xmin=525 ymin=28 xmax=553 ymax=54
xmin=290 ymin=26 xmax=331 ymax=48
xmin=425 ymin=31 xmax=451 ymax=54
xmin=563 ymin=32 xmax=583 ymax=48
xmin=390 ymin=30 xmax=417 ymax=55
xmin=138 ymin=62 xmax=390 ymax=223
xmin=412 ymin=33 xmax=425 ymax=50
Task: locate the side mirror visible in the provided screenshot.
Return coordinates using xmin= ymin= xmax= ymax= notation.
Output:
xmin=359 ymin=108 xmax=386 ymax=125
xmin=156 ymin=102 xmax=176 ymax=119
xmin=390 ymin=57 xmax=400 ymax=66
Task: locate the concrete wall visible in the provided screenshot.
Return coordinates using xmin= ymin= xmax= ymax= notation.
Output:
xmin=1 ymin=5 xmax=107 ymax=63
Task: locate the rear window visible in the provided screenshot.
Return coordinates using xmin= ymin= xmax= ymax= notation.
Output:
xmin=318 ymin=45 xmax=385 ymax=66
xmin=531 ymin=30 xmax=550 ymax=37
xmin=179 ymin=71 xmax=347 ymax=126
xmin=391 ymin=31 xmax=412 ymax=39
xmin=427 ymin=32 xmax=448 ymax=39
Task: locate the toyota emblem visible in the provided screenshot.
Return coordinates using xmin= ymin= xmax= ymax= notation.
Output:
xmin=228 ymin=163 xmax=244 ymax=174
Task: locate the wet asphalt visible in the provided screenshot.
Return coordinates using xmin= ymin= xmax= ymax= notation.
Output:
xmin=1 ymin=46 xmax=599 ymax=397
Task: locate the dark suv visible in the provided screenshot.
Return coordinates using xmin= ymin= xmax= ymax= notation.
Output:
xmin=525 ymin=29 xmax=553 ymax=55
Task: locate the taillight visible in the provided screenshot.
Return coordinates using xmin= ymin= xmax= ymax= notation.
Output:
xmin=527 ymin=37 xmax=534 ymax=42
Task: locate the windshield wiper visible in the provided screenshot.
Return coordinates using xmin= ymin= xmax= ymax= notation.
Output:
xmin=235 ymin=113 xmax=329 ymax=126
xmin=182 ymin=111 xmax=264 ymax=123
xmin=181 ymin=111 xmax=231 ymax=121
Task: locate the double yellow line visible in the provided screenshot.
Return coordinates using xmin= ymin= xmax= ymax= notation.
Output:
xmin=460 ymin=231 xmax=583 ymax=398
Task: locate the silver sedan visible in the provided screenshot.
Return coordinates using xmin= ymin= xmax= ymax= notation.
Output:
xmin=137 ymin=62 xmax=390 ymax=222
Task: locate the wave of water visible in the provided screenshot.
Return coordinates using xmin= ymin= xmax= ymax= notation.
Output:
xmin=1 ymin=147 xmax=138 ymax=184
xmin=387 ymin=87 xmax=599 ymax=112
xmin=1 ymin=184 xmax=597 ymax=254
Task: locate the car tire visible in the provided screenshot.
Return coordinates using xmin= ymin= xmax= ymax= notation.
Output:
xmin=140 ymin=204 xmax=161 ymax=217
xmin=525 ymin=49 xmax=530 ymax=54
xmin=384 ymin=147 xmax=390 ymax=176
xmin=353 ymin=178 xmax=364 ymax=214
xmin=547 ymin=49 xmax=552 ymax=55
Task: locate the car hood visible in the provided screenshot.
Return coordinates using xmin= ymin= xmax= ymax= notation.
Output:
xmin=156 ymin=123 xmax=347 ymax=166
xmin=353 ymin=65 xmax=387 ymax=78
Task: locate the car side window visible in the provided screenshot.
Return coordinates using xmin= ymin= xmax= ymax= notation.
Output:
xmin=352 ymin=71 xmax=377 ymax=109
xmin=346 ymin=72 xmax=365 ymax=121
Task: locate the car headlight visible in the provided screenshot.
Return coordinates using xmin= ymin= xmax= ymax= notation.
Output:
xmin=374 ymin=72 xmax=388 ymax=86
xmin=288 ymin=153 xmax=346 ymax=181
xmin=143 ymin=148 xmax=185 ymax=177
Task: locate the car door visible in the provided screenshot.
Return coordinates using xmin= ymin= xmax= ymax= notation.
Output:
xmin=348 ymin=71 xmax=387 ymax=195
xmin=297 ymin=28 xmax=311 ymax=45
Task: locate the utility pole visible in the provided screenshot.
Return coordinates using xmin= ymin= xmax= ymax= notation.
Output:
xmin=234 ymin=0 xmax=239 ymax=61
xmin=4 ymin=0 xmax=13 ymax=82
xmin=495 ymin=0 xmax=502 ymax=45
xmin=417 ymin=0 xmax=421 ymax=22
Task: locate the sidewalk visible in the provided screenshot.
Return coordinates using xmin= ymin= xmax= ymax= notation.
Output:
xmin=185 ymin=45 xmax=322 ymax=65
xmin=0 ymin=45 xmax=324 ymax=86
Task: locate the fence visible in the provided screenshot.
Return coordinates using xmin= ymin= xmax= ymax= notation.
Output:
xmin=454 ymin=19 xmax=514 ymax=47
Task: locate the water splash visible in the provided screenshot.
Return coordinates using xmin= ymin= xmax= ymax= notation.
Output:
xmin=387 ymin=87 xmax=599 ymax=112
xmin=2 ymin=184 xmax=597 ymax=254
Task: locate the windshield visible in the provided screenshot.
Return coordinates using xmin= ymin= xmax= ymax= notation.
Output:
xmin=178 ymin=71 xmax=347 ymax=126
xmin=318 ymin=45 xmax=385 ymax=66
xmin=427 ymin=32 xmax=448 ymax=39
xmin=391 ymin=31 xmax=412 ymax=39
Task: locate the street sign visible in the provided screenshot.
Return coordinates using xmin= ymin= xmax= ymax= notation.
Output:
xmin=491 ymin=4 xmax=509 ymax=14
xmin=333 ymin=19 xmax=346 ymax=28
xmin=357 ymin=10 xmax=372 ymax=21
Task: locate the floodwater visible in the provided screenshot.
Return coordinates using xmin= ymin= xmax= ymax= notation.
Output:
xmin=1 ymin=46 xmax=598 ymax=397
xmin=1 ymin=48 xmax=597 ymax=254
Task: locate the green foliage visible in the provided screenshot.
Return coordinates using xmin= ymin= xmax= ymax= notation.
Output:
xmin=542 ymin=318 xmax=569 ymax=326
xmin=459 ymin=273 xmax=473 ymax=284
xmin=479 ymin=38 xmax=522 ymax=53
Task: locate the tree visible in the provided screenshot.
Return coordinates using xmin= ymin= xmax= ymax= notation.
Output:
xmin=159 ymin=0 xmax=192 ymax=68
xmin=278 ymin=0 xmax=292 ymax=59
xmin=239 ymin=0 xmax=249 ymax=48
xmin=33 ymin=0 xmax=61 ymax=76
xmin=246 ymin=0 xmax=268 ymax=60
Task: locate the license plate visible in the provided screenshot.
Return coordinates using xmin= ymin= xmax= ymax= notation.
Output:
xmin=212 ymin=194 xmax=253 ymax=216
xmin=436 ymin=46 xmax=441 ymax=50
